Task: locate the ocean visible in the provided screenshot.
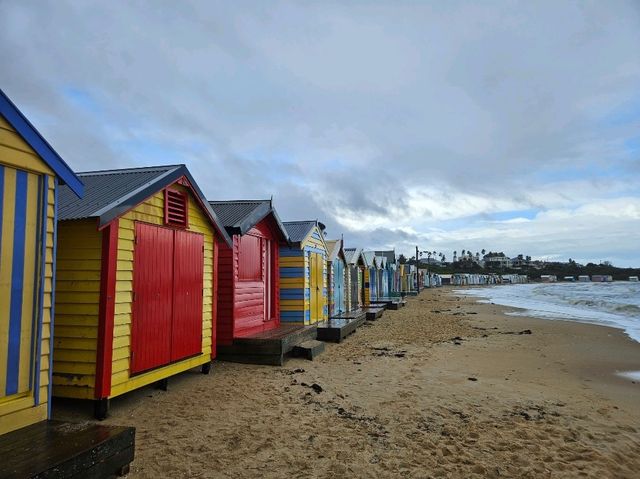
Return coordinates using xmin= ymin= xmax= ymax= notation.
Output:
xmin=455 ymin=282 xmax=640 ymax=344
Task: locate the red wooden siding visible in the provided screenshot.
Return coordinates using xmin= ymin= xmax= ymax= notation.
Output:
xmin=131 ymin=223 xmax=204 ymax=374
xmin=238 ymin=234 xmax=261 ymax=280
xmin=215 ymin=214 xmax=283 ymax=345
xmin=131 ymin=223 xmax=174 ymax=374
xmin=216 ymin=241 xmax=234 ymax=345
xmin=171 ymin=230 xmax=204 ymax=361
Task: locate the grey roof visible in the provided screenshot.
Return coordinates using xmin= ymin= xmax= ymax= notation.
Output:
xmin=375 ymin=255 xmax=386 ymax=269
xmin=208 ymin=199 xmax=289 ymax=240
xmin=375 ymin=250 xmax=396 ymax=265
xmin=58 ymin=164 xmax=232 ymax=246
xmin=362 ymin=251 xmax=376 ymax=268
xmin=325 ymin=240 xmax=345 ymax=263
xmin=344 ymin=247 xmax=362 ymax=265
xmin=283 ymin=220 xmax=319 ymax=244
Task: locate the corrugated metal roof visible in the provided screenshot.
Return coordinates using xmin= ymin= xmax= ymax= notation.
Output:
xmin=362 ymin=251 xmax=376 ymax=268
xmin=57 ymin=164 xmax=232 ymax=247
xmin=208 ymin=199 xmax=289 ymax=240
xmin=375 ymin=250 xmax=396 ymax=264
xmin=283 ymin=220 xmax=318 ymax=243
xmin=325 ymin=240 xmax=344 ymax=262
xmin=208 ymin=200 xmax=269 ymax=229
xmin=344 ymin=247 xmax=361 ymax=264
xmin=59 ymin=165 xmax=180 ymax=221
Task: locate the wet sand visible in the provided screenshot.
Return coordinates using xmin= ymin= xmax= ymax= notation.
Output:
xmin=54 ymin=288 xmax=640 ymax=478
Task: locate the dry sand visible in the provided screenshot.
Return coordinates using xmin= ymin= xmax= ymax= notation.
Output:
xmin=54 ymin=288 xmax=640 ymax=478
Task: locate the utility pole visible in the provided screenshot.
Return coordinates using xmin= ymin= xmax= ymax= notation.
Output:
xmin=416 ymin=245 xmax=420 ymax=293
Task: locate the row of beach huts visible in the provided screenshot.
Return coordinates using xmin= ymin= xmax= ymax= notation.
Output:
xmin=0 ymin=89 xmax=440 ymax=476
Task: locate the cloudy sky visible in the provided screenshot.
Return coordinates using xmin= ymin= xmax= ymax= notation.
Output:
xmin=2 ymin=1 xmax=639 ymax=265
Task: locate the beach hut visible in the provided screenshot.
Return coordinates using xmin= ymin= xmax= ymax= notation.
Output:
xmin=53 ymin=164 xmax=231 ymax=419
xmin=326 ymin=239 xmax=347 ymax=317
xmin=279 ymin=221 xmax=328 ymax=324
xmin=0 ymin=89 xmax=82 ymax=434
xmin=0 ymin=89 xmax=135 ymax=477
xmin=362 ymin=252 xmax=378 ymax=304
xmin=207 ymin=200 xmax=289 ymax=345
xmin=344 ymin=247 xmax=365 ymax=312
xmin=375 ymin=250 xmax=397 ymax=296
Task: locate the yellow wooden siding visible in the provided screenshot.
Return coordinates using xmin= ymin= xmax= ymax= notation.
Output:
xmin=364 ymin=269 xmax=371 ymax=305
xmin=0 ymin=115 xmax=54 ymax=176
xmin=52 ymin=219 xmax=102 ymax=400
xmin=110 ymin=184 xmax=214 ymax=397
xmin=0 ymin=149 xmax=54 ymax=435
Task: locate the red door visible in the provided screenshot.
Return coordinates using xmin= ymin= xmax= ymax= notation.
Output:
xmin=131 ymin=223 xmax=204 ymax=374
xmin=131 ymin=223 xmax=174 ymax=374
xmin=171 ymin=230 xmax=204 ymax=361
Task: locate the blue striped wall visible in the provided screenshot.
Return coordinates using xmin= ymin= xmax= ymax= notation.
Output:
xmin=0 ymin=165 xmax=46 ymax=400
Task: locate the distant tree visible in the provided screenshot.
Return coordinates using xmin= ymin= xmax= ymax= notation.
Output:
xmin=398 ymin=254 xmax=407 ymax=264
xmin=481 ymin=249 xmax=486 ymax=256
xmin=461 ymin=249 xmax=466 ymax=258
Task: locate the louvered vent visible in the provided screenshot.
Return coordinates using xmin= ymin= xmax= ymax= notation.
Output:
xmin=165 ymin=188 xmax=188 ymax=227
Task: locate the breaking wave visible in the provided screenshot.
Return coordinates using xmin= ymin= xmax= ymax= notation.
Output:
xmin=455 ymin=281 xmax=640 ymax=343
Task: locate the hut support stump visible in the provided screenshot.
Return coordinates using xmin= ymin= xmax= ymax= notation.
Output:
xmin=155 ymin=378 xmax=169 ymax=391
xmin=201 ymin=362 xmax=211 ymax=375
xmin=94 ymin=398 xmax=110 ymax=420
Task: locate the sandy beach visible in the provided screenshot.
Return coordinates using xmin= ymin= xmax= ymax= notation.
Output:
xmin=53 ymin=288 xmax=640 ymax=478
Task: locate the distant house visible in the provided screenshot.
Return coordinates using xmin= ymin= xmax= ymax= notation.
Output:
xmin=510 ymin=255 xmax=531 ymax=269
xmin=483 ymin=252 xmax=512 ymax=269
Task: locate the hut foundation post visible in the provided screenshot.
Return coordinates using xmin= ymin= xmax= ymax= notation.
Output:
xmin=201 ymin=362 xmax=211 ymax=375
xmin=94 ymin=398 xmax=110 ymax=420
xmin=155 ymin=378 xmax=169 ymax=391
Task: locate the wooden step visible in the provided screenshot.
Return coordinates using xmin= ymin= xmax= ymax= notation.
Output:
xmin=317 ymin=313 xmax=366 ymax=343
xmin=0 ymin=420 xmax=135 ymax=479
xmin=292 ymin=340 xmax=325 ymax=360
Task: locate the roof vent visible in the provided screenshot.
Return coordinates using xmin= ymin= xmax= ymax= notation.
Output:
xmin=165 ymin=188 xmax=188 ymax=227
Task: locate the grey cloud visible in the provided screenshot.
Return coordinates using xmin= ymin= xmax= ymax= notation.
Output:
xmin=1 ymin=0 xmax=639 ymax=264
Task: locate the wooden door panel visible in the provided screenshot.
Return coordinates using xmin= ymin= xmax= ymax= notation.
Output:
xmin=171 ymin=230 xmax=204 ymax=362
xmin=131 ymin=223 xmax=173 ymax=374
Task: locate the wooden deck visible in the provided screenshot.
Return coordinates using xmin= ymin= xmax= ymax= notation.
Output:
xmin=317 ymin=310 xmax=367 ymax=343
xmin=371 ymin=298 xmax=406 ymax=310
xmin=0 ymin=420 xmax=135 ymax=479
xmin=217 ymin=324 xmax=319 ymax=366
xmin=363 ymin=305 xmax=385 ymax=320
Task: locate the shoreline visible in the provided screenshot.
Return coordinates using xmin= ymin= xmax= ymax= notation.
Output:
xmin=451 ymin=282 xmax=640 ymax=347
xmin=53 ymin=288 xmax=640 ymax=478
xmin=441 ymin=287 xmax=640 ymax=413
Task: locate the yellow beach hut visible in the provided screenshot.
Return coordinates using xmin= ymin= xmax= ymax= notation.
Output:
xmin=0 ymin=89 xmax=83 ymax=434
xmin=53 ymin=164 xmax=231 ymax=418
xmin=280 ymin=221 xmax=328 ymax=324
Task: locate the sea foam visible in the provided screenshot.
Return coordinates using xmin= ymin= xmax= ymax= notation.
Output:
xmin=455 ymin=282 xmax=640 ymax=343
